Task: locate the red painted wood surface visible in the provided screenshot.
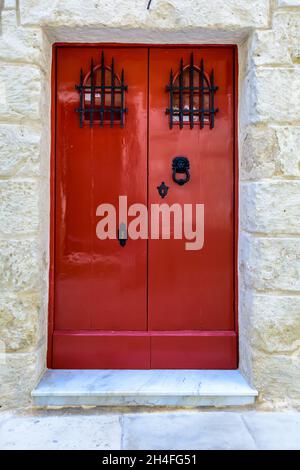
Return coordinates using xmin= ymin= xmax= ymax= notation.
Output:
xmin=53 ymin=331 xmax=235 ymax=369
xmin=52 ymin=45 xmax=237 ymax=369
xmin=53 ymin=331 xmax=150 ymax=369
xmin=55 ymin=47 xmax=148 ymax=333
xmin=149 ymin=48 xmax=234 ymax=332
xmin=150 ymin=332 xmax=236 ymax=369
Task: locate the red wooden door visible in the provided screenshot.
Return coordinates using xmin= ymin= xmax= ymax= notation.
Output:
xmin=51 ymin=45 xmax=237 ymax=369
xmin=53 ymin=47 xmax=149 ymax=368
xmin=148 ymin=48 xmax=236 ymax=368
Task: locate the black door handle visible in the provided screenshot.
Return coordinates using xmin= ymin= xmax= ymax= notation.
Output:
xmin=118 ymin=223 xmax=127 ymax=247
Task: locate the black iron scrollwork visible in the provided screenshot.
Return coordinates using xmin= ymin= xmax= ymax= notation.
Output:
xmin=172 ymin=156 xmax=190 ymax=186
xmin=166 ymin=53 xmax=218 ymax=129
xmin=75 ymin=51 xmax=128 ymax=128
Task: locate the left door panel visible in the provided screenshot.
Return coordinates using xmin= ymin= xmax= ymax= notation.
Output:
xmin=53 ymin=47 xmax=149 ymax=368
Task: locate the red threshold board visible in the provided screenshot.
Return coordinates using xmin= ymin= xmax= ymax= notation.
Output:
xmin=52 ymin=331 xmax=237 ymax=369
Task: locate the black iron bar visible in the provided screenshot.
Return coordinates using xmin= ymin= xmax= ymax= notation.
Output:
xmin=189 ymin=53 xmax=194 ymax=129
xmin=200 ymin=58 xmax=204 ymax=129
xmin=81 ymin=107 xmax=125 ymax=112
xmin=100 ymin=51 xmax=105 ymax=127
xmin=179 ymin=58 xmax=184 ymax=129
xmin=171 ymin=86 xmax=211 ymax=91
xmin=169 ymin=68 xmax=174 ymax=129
xmin=90 ymin=58 xmax=94 ymax=129
xmin=110 ymin=57 xmax=115 ymax=128
xmin=79 ymin=68 xmax=84 ymax=128
xmin=166 ymin=108 xmax=214 ymax=113
xmin=210 ymin=69 xmax=215 ymax=129
xmin=120 ymin=68 xmax=125 ymax=128
xmin=79 ymin=84 xmax=123 ymax=90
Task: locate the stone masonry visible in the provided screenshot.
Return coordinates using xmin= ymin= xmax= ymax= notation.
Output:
xmin=0 ymin=0 xmax=299 ymax=409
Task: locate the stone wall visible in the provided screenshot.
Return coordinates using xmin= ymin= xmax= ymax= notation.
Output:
xmin=238 ymin=1 xmax=300 ymax=409
xmin=0 ymin=0 xmax=51 ymax=409
xmin=0 ymin=0 xmax=299 ymax=409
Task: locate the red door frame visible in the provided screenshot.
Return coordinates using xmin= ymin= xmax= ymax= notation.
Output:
xmin=47 ymin=43 xmax=239 ymax=368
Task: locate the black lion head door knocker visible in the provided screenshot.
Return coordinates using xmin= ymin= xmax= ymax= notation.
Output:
xmin=172 ymin=156 xmax=190 ymax=186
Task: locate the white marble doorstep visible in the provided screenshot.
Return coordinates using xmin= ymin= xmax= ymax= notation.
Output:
xmin=32 ymin=370 xmax=257 ymax=407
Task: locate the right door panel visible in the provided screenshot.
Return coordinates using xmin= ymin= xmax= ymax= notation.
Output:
xmin=148 ymin=47 xmax=236 ymax=368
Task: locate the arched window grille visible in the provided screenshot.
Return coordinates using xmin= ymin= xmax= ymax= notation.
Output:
xmin=166 ymin=54 xmax=218 ymax=129
xmin=75 ymin=52 xmax=128 ymax=128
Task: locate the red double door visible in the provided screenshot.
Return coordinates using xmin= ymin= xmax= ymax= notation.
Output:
xmin=52 ymin=46 xmax=237 ymax=369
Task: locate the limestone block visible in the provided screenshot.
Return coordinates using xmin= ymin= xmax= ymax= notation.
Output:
xmin=250 ymin=68 xmax=300 ymax=123
xmin=0 ymin=180 xmax=39 ymax=235
xmin=252 ymin=353 xmax=300 ymax=403
xmin=0 ymin=343 xmax=46 ymax=409
xmin=241 ymin=125 xmax=300 ymax=179
xmin=239 ymin=333 xmax=255 ymax=385
xmin=240 ymin=126 xmax=279 ymax=180
xmin=274 ymin=126 xmax=300 ymax=177
xmin=0 ymin=124 xmax=41 ymax=177
xmin=238 ymin=44 xmax=254 ymax=129
xmin=0 ymin=65 xmax=42 ymax=122
xmin=248 ymin=30 xmax=291 ymax=67
xmin=19 ymin=0 xmax=270 ymax=29
xmin=277 ymin=0 xmax=300 ymax=6
xmin=0 ymin=12 xmax=49 ymax=70
xmin=4 ymin=0 xmax=16 ymax=8
xmin=239 ymin=234 xmax=300 ymax=292
xmin=0 ymin=293 xmax=42 ymax=352
xmin=273 ymin=12 xmax=300 ymax=62
xmin=0 ymin=239 xmax=42 ymax=292
xmin=240 ymin=291 xmax=300 ymax=354
xmin=240 ymin=181 xmax=300 ymax=234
